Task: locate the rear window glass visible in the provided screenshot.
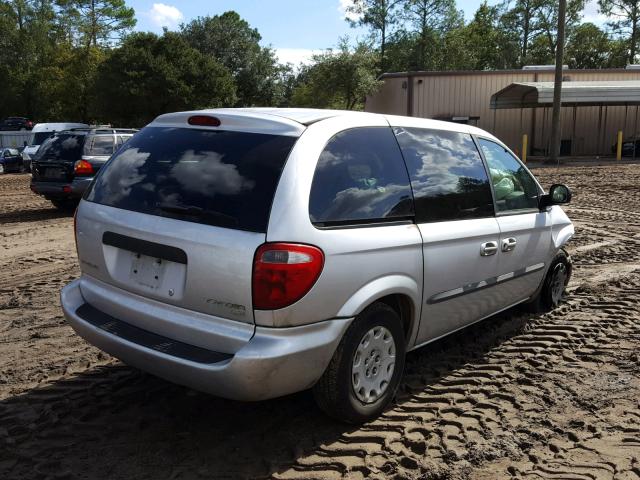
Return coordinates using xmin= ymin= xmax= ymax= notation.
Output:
xmin=31 ymin=132 xmax=54 ymax=145
xmin=85 ymin=127 xmax=297 ymax=232
xmin=84 ymin=135 xmax=114 ymax=155
xmin=35 ymin=134 xmax=84 ymax=162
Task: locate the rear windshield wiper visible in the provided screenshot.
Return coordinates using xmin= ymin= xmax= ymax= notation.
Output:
xmin=157 ymin=203 xmax=239 ymax=227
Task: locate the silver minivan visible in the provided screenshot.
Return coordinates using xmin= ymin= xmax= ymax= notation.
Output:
xmin=61 ymin=109 xmax=574 ymax=423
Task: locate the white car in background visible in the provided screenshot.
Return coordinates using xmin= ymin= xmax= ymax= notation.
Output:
xmin=22 ymin=123 xmax=89 ymax=171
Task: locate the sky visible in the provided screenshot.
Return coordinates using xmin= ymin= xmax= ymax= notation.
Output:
xmin=128 ymin=0 xmax=607 ymax=66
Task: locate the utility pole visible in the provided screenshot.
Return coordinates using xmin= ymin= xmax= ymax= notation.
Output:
xmin=549 ymin=0 xmax=567 ymax=164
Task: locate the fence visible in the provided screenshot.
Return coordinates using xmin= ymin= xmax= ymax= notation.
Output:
xmin=0 ymin=131 xmax=31 ymax=149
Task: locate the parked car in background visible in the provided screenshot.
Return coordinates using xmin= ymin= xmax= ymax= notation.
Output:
xmin=30 ymin=127 xmax=137 ymax=209
xmin=611 ymin=138 xmax=640 ymax=157
xmin=60 ymin=108 xmax=574 ymax=423
xmin=22 ymin=122 xmax=89 ymax=171
xmin=0 ymin=117 xmax=34 ymax=131
xmin=0 ymin=148 xmax=25 ymax=173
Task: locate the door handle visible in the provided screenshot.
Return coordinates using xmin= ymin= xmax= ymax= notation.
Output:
xmin=501 ymin=237 xmax=517 ymax=252
xmin=480 ymin=241 xmax=498 ymax=256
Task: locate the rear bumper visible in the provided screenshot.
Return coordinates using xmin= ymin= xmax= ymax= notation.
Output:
xmin=30 ymin=176 xmax=93 ymax=199
xmin=61 ymin=279 xmax=352 ymax=401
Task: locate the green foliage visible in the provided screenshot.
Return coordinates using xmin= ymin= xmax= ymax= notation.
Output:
xmin=180 ymin=11 xmax=288 ymax=106
xmin=56 ymin=0 xmax=136 ymax=47
xmin=95 ymin=32 xmax=236 ymax=126
xmin=1 ymin=0 xmax=639 ymax=126
xmin=400 ymin=0 xmax=463 ymax=69
xmin=566 ymin=22 xmax=627 ymax=68
xmin=458 ymin=2 xmax=519 ymax=70
xmin=290 ymin=40 xmax=382 ymax=110
xmin=344 ymin=0 xmax=405 ymax=71
xmin=598 ymin=0 xmax=640 ymax=62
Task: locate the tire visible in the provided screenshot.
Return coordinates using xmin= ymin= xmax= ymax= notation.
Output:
xmin=525 ymin=249 xmax=572 ymax=313
xmin=0 ymin=164 xmax=4 ymax=174
xmin=51 ymin=199 xmax=77 ymax=212
xmin=313 ymin=302 xmax=406 ymax=424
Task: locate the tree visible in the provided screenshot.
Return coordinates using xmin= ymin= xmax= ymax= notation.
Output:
xmin=566 ymin=22 xmax=626 ymax=68
xmin=0 ymin=0 xmax=66 ymax=119
xmin=290 ymin=40 xmax=382 ymax=110
xmin=535 ymin=0 xmax=585 ymax=59
xmin=344 ymin=0 xmax=405 ymax=71
xmin=56 ymin=0 xmax=136 ymax=47
xmin=501 ymin=0 xmax=584 ymax=65
xmin=599 ymin=0 xmax=640 ymax=63
xmin=401 ymin=0 xmax=462 ymax=69
xmin=500 ymin=0 xmax=545 ymax=65
xmin=549 ymin=0 xmax=566 ymax=164
xmin=95 ymin=32 xmax=236 ymax=126
xmin=460 ymin=2 xmax=519 ymax=70
xmin=180 ymin=12 xmax=285 ymax=106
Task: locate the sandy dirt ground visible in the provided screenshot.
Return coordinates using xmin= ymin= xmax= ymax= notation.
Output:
xmin=1 ymin=165 xmax=639 ymax=480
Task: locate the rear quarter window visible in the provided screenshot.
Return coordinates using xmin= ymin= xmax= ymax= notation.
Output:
xmin=309 ymin=127 xmax=414 ymax=226
xmin=84 ymin=135 xmax=114 ymax=156
xmin=85 ymin=127 xmax=297 ymax=232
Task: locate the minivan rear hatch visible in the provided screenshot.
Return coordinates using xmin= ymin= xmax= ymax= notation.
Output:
xmin=77 ymin=116 xmax=301 ymax=324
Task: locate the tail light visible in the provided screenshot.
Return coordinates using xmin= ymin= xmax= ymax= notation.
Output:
xmin=252 ymin=243 xmax=324 ymax=310
xmin=74 ymin=159 xmax=94 ymax=175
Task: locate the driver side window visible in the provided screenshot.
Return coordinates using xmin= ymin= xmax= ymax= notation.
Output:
xmin=477 ymin=138 xmax=540 ymax=213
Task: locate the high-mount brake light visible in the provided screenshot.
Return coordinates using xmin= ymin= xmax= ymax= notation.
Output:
xmin=74 ymin=159 xmax=94 ymax=175
xmin=188 ymin=115 xmax=221 ymax=127
xmin=252 ymin=243 xmax=324 ymax=310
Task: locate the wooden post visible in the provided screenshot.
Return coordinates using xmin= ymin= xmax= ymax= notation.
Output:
xmin=522 ymin=134 xmax=528 ymax=163
xmin=549 ymin=0 xmax=567 ymax=164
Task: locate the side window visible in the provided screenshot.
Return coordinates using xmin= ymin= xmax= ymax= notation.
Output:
xmin=477 ymin=138 xmax=539 ymax=212
xmin=116 ymin=135 xmax=132 ymax=147
xmin=393 ymin=127 xmax=494 ymax=223
xmin=85 ymin=135 xmax=115 ymax=155
xmin=309 ymin=127 xmax=414 ymax=226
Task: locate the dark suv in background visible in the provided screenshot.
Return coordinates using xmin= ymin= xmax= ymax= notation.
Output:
xmin=30 ymin=128 xmax=137 ymax=209
xmin=0 ymin=117 xmax=34 ymax=131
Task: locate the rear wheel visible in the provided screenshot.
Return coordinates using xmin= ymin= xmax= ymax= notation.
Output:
xmin=51 ymin=199 xmax=77 ymax=211
xmin=313 ymin=302 xmax=406 ymax=424
xmin=525 ymin=249 xmax=571 ymax=312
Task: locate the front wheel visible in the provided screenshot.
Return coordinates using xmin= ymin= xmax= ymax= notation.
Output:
xmin=313 ymin=302 xmax=406 ymax=423
xmin=526 ymin=249 xmax=572 ymax=312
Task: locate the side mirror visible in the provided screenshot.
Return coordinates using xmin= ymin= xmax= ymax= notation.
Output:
xmin=539 ymin=184 xmax=572 ymax=210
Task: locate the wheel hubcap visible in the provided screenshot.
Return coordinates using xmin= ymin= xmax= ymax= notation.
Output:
xmin=550 ymin=263 xmax=567 ymax=305
xmin=352 ymin=326 xmax=396 ymax=404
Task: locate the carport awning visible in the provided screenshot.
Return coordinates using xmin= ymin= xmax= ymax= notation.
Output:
xmin=490 ymin=81 xmax=640 ymax=109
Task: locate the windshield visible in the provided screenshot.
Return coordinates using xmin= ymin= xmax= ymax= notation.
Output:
xmin=84 ymin=127 xmax=297 ymax=232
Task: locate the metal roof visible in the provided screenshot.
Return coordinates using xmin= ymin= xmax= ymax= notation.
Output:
xmin=379 ymin=68 xmax=640 ymax=79
xmin=490 ymin=81 xmax=640 ymax=109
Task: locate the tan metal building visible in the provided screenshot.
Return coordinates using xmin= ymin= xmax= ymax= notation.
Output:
xmin=365 ymin=68 xmax=640 ymax=157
